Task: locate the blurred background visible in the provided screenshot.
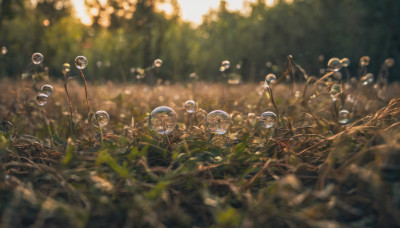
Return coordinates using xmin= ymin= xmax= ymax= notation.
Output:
xmin=0 ymin=0 xmax=399 ymax=83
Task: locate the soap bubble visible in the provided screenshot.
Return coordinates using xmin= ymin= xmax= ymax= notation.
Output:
xmin=35 ymin=93 xmax=48 ymax=106
xmin=32 ymin=53 xmax=44 ymax=65
xmin=361 ymin=73 xmax=374 ymax=86
xmin=149 ymin=106 xmax=177 ymax=135
xmin=264 ymin=73 xmax=277 ymax=86
xmin=184 ymin=100 xmax=196 ymax=113
xmin=340 ymin=58 xmax=350 ymax=67
xmin=206 ymin=110 xmax=231 ymax=135
xmin=260 ymin=111 xmax=277 ymax=129
xmin=338 ymin=110 xmax=350 ymax=124
xmin=154 ymin=59 xmax=163 ymax=68
xmin=91 ymin=110 xmax=110 ymax=128
xmin=62 ymin=63 xmax=70 ymax=75
xmin=327 ymin=58 xmax=342 ymax=72
xmin=384 ymin=58 xmax=395 ymax=68
xmin=330 ymin=84 xmax=342 ymax=96
xmin=360 ymin=56 xmax=370 ymax=67
xmin=221 ymin=60 xmax=230 ymax=70
xmin=40 ymin=84 xmax=53 ymax=96
xmin=75 ymin=56 xmax=88 ymax=69
xmin=247 ymin=113 xmax=257 ymax=126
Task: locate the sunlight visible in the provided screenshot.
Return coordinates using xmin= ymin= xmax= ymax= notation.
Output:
xmin=72 ymin=0 xmax=277 ymax=26
xmin=71 ymin=0 xmax=92 ymax=26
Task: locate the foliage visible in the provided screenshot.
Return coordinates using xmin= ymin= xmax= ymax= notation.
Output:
xmin=0 ymin=0 xmax=399 ymax=82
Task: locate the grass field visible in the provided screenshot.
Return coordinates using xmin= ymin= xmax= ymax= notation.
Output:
xmin=0 ymin=76 xmax=399 ymax=227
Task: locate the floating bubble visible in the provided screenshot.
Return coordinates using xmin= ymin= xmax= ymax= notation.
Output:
xmin=32 ymin=52 xmax=44 ymax=65
xmin=247 ymin=113 xmax=257 ymax=126
xmin=361 ymin=73 xmax=374 ymax=86
xmin=266 ymin=61 xmax=272 ymax=68
xmin=206 ymin=110 xmax=231 ymax=135
xmin=184 ymin=100 xmax=196 ymax=113
xmin=221 ymin=60 xmax=230 ymax=70
xmin=327 ymin=58 xmax=342 ymax=72
xmin=384 ymin=58 xmax=395 ymax=68
xmin=154 ymin=59 xmax=163 ymax=67
xmin=330 ymin=84 xmax=341 ymax=96
xmin=260 ymin=111 xmax=277 ymax=129
xmin=318 ymin=55 xmax=324 ymax=62
xmin=265 ymin=73 xmax=277 ymax=86
xmin=360 ymin=56 xmax=370 ymax=67
xmin=35 ymin=93 xmax=48 ymax=106
xmin=338 ymin=110 xmax=350 ymax=124
xmin=149 ymin=106 xmax=177 ymax=135
xmin=75 ymin=56 xmax=88 ymax=69
xmin=340 ymin=58 xmax=350 ymax=67
xmin=40 ymin=84 xmax=53 ymax=96
xmin=1 ymin=46 xmax=7 ymax=55
xmin=219 ymin=66 xmax=225 ymax=72
xmin=62 ymin=63 xmax=70 ymax=75
xmin=91 ymin=110 xmax=110 ymax=128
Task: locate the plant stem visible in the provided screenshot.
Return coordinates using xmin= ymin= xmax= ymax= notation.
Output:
xmin=42 ymin=109 xmax=53 ymax=146
xmin=79 ymin=69 xmax=91 ymax=115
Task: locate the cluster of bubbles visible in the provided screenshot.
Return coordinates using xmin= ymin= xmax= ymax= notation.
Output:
xmin=75 ymin=56 xmax=88 ymax=70
xmin=148 ymin=100 xmax=279 ymax=136
xmin=32 ymin=53 xmax=44 ymax=65
xmin=35 ymin=84 xmax=53 ymax=106
xmin=91 ymin=111 xmax=110 ymax=128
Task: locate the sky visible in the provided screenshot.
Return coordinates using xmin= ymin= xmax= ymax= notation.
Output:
xmin=72 ymin=0 xmax=276 ymax=26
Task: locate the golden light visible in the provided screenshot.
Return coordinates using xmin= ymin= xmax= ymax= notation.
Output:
xmin=71 ymin=0 xmax=92 ymax=26
xmin=72 ymin=0 xmax=277 ymax=26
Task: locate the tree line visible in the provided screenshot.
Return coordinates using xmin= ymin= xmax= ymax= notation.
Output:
xmin=0 ymin=0 xmax=398 ymax=83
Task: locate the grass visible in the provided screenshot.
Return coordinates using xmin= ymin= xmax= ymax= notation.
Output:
xmin=0 ymin=77 xmax=399 ymax=227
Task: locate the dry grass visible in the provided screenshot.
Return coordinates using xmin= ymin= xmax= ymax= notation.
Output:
xmin=0 ymin=77 xmax=399 ymax=227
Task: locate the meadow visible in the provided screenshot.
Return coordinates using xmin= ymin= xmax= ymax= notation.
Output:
xmin=0 ymin=57 xmax=400 ymax=228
